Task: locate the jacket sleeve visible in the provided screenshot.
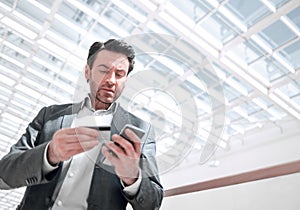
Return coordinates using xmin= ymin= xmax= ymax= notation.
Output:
xmin=0 ymin=107 xmax=56 ymax=189
xmin=125 ymin=125 xmax=164 ymax=210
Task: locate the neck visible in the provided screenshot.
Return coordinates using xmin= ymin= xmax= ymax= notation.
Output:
xmin=88 ymin=94 xmax=113 ymax=110
xmin=94 ymin=100 xmax=111 ymax=110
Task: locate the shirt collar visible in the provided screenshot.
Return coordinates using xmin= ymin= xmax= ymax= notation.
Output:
xmin=80 ymin=95 xmax=118 ymax=114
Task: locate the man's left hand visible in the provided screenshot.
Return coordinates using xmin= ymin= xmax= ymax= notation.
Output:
xmin=102 ymin=128 xmax=142 ymax=186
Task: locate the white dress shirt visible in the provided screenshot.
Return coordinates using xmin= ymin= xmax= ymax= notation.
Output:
xmin=43 ymin=97 xmax=142 ymax=209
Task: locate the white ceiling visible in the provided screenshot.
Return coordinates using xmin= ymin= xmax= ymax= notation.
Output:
xmin=0 ymin=0 xmax=300 ymax=208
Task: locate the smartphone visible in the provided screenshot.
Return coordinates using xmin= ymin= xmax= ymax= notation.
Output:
xmin=101 ymin=124 xmax=145 ymax=165
xmin=119 ymin=124 xmax=145 ymax=142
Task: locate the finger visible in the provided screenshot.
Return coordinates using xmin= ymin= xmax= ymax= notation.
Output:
xmin=64 ymin=140 xmax=99 ymax=156
xmin=55 ymin=131 xmax=99 ymax=148
xmin=106 ymin=141 xmax=126 ymax=158
xmin=73 ymin=127 xmax=100 ymax=137
xmin=50 ymin=129 xmax=99 ymax=163
xmin=74 ymin=133 xmax=99 ymax=143
xmin=116 ymin=128 xmax=141 ymax=155
xmin=124 ymin=129 xmax=142 ymax=154
xmin=102 ymin=144 xmax=119 ymax=165
xmin=74 ymin=139 xmax=99 ymax=149
xmin=56 ymin=128 xmax=99 ymax=142
xmin=112 ymin=134 xmax=136 ymax=157
xmin=63 ymin=140 xmax=98 ymax=151
xmin=58 ymin=134 xmax=98 ymax=145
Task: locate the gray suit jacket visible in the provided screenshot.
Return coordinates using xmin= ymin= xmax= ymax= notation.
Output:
xmin=0 ymin=102 xmax=163 ymax=210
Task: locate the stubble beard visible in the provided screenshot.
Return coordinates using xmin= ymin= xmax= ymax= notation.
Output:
xmin=93 ymin=91 xmax=113 ymax=110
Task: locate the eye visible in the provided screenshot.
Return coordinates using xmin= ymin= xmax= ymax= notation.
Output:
xmin=94 ymin=64 xmax=110 ymax=74
xmin=97 ymin=68 xmax=109 ymax=74
xmin=116 ymin=70 xmax=126 ymax=77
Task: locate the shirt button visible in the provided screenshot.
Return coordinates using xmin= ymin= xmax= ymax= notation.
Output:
xmin=138 ymin=197 xmax=144 ymax=203
xmin=57 ymin=200 xmax=63 ymax=206
xmin=69 ymin=172 xmax=74 ymax=178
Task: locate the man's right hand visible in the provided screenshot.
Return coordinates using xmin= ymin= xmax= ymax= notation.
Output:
xmin=47 ymin=127 xmax=99 ymax=165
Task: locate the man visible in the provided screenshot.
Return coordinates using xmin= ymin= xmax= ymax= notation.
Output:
xmin=0 ymin=39 xmax=163 ymax=209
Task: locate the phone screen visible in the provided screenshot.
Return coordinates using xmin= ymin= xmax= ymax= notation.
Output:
xmin=120 ymin=124 xmax=145 ymax=141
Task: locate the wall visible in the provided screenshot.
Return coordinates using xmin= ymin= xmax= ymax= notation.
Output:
xmin=161 ymin=172 xmax=300 ymax=210
xmin=160 ymin=118 xmax=300 ymax=189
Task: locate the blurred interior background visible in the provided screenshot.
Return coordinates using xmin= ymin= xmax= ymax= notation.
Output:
xmin=0 ymin=0 xmax=300 ymax=209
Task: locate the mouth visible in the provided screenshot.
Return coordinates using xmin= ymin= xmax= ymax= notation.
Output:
xmin=100 ymin=88 xmax=115 ymax=94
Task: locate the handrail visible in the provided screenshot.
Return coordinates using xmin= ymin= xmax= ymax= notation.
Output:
xmin=164 ymin=160 xmax=300 ymax=197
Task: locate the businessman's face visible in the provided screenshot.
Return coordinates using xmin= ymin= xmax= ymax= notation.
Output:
xmin=85 ymin=49 xmax=129 ymax=110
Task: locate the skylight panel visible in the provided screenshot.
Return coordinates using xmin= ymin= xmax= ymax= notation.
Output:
xmin=14 ymin=92 xmax=37 ymax=108
xmin=0 ymin=53 xmax=25 ymax=68
xmin=226 ymin=77 xmax=249 ymax=96
xmin=223 ymin=83 xmax=242 ymax=102
xmin=249 ymin=56 xmax=288 ymax=83
xmin=65 ymin=0 xmax=99 ymax=19
xmin=221 ymin=56 xmax=269 ymax=94
xmin=250 ymin=34 xmax=273 ymax=55
xmin=286 ymin=5 xmax=300 ymax=28
xmin=2 ymin=112 xmax=24 ymax=125
xmin=228 ymin=39 xmax=267 ymax=64
xmin=10 ymin=99 xmax=35 ymax=114
xmin=112 ymin=0 xmax=147 ymax=23
xmin=165 ymin=1 xmax=195 ymax=28
xmin=0 ymin=17 xmax=37 ymax=39
xmin=260 ymin=0 xmax=277 ymax=13
xmin=26 ymin=0 xmax=50 ymax=14
xmin=258 ymin=19 xmax=297 ymax=49
xmin=194 ymin=96 xmax=212 ymax=114
xmin=273 ymin=52 xmax=295 ymax=73
xmin=218 ymin=5 xmax=247 ymax=32
xmin=0 ymin=73 xmax=16 ymax=86
xmin=280 ymin=16 xmax=300 ymax=37
xmin=268 ymin=0 xmax=289 ymax=8
xmin=15 ymin=84 xmax=42 ymax=100
xmin=277 ymin=38 xmax=300 ymax=69
xmin=147 ymin=19 xmax=175 ymax=35
xmin=159 ymin=12 xmax=190 ymax=35
xmin=151 ymin=55 xmax=185 ymax=76
xmin=197 ymin=12 xmax=238 ymax=44
xmin=96 ymin=16 xmax=129 ymax=37
xmin=224 ymin=0 xmax=270 ymax=27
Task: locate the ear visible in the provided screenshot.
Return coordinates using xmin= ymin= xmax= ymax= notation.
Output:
xmin=85 ymin=64 xmax=91 ymax=81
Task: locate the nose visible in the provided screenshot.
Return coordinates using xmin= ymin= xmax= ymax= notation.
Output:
xmin=105 ymin=70 xmax=116 ymax=85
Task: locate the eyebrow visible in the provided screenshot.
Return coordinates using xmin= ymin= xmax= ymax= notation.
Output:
xmin=95 ymin=64 xmax=109 ymax=69
xmin=96 ymin=64 xmax=127 ymax=71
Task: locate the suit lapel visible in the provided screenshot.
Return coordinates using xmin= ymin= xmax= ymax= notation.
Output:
xmin=61 ymin=102 xmax=81 ymax=128
xmin=61 ymin=115 xmax=75 ymax=128
xmin=110 ymin=105 xmax=130 ymax=135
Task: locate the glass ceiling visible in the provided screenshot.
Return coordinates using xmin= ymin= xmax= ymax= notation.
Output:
xmin=1 ymin=0 xmax=300 ymax=208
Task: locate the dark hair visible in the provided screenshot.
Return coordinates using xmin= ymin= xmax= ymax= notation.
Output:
xmin=87 ymin=39 xmax=135 ymax=75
